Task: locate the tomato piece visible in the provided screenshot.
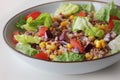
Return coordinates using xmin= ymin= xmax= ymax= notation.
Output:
xmin=70 ymin=39 xmax=85 ymax=53
xmin=108 ymin=21 xmax=114 ymax=29
xmin=26 ymin=11 xmax=41 ymax=20
xmin=12 ymin=30 xmax=20 ymax=44
xmin=77 ymin=11 xmax=86 ymax=17
xmin=36 ymin=27 xmax=48 ymax=37
xmin=108 ymin=16 xmax=119 ymax=29
xmin=34 ymin=52 xmax=49 ymax=60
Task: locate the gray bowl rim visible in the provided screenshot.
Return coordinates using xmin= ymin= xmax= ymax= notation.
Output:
xmin=3 ymin=0 xmax=120 ymax=63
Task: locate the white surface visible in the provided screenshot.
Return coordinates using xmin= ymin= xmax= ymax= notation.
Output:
xmin=0 ymin=0 xmax=120 ymax=80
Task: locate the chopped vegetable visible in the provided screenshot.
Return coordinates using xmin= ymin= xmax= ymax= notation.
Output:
xmin=36 ymin=27 xmax=48 ymax=37
xmin=14 ymin=34 xmax=40 ymax=44
xmin=94 ymin=39 xmax=106 ymax=48
xmin=85 ymin=27 xmax=104 ymax=38
xmin=34 ymin=52 xmax=49 ymax=60
xmin=94 ymin=1 xmax=117 ymax=22
xmin=70 ymin=39 xmax=84 ymax=53
xmin=108 ymin=35 xmax=120 ymax=53
xmin=16 ymin=16 xmax=26 ymax=28
xmin=77 ymin=11 xmax=86 ymax=17
xmin=113 ymin=20 xmax=120 ymax=35
xmin=85 ymin=43 xmax=93 ymax=52
xmin=54 ymin=52 xmax=84 ymax=61
xmin=45 ymin=29 xmax=53 ymax=39
xmin=20 ymin=24 xmax=37 ymax=31
xmin=108 ymin=16 xmax=119 ymax=29
xmin=59 ymin=30 xmax=68 ymax=41
xmin=16 ymin=43 xmax=39 ymax=56
xmin=85 ymin=53 xmax=93 ymax=60
xmin=26 ymin=11 xmax=41 ymax=20
xmin=72 ymin=17 xmax=93 ymax=31
xmin=55 ymin=3 xmax=79 ymax=15
xmin=12 ymin=30 xmax=20 ymax=44
xmin=79 ymin=3 xmax=95 ymax=12
xmin=28 ymin=13 xmax=52 ymax=28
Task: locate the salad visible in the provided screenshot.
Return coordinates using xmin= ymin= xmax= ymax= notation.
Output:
xmin=12 ymin=1 xmax=120 ymax=62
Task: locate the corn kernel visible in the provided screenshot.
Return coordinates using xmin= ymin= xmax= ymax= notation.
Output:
xmin=60 ymin=21 xmax=68 ymax=27
xmin=67 ymin=43 xmax=73 ymax=49
xmin=39 ymin=42 xmax=46 ymax=48
xmin=46 ymin=44 xmax=57 ymax=50
xmin=93 ymin=55 xmax=98 ymax=60
xmin=58 ymin=50 xmax=62 ymax=55
xmin=99 ymin=24 xmax=106 ymax=30
xmin=51 ymin=45 xmax=57 ymax=50
xmin=94 ymin=40 xmax=101 ymax=48
xmin=50 ymin=54 xmax=56 ymax=60
xmin=100 ymin=40 xmax=106 ymax=48
xmin=85 ymin=53 xmax=93 ymax=60
xmin=69 ymin=15 xmax=74 ymax=20
xmin=88 ymin=36 xmax=95 ymax=41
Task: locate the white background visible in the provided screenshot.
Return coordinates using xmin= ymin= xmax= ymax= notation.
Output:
xmin=0 ymin=0 xmax=120 ymax=80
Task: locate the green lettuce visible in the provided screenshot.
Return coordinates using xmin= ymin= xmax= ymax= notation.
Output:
xmin=16 ymin=43 xmax=39 ymax=56
xmin=72 ymin=16 xmax=104 ymax=38
xmin=72 ymin=17 xmax=93 ymax=31
xmin=113 ymin=20 xmax=120 ymax=35
xmin=79 ymin=3 xmax=95 ymax=12
xmin=20 ymin=24 xmax=37 ymax=31
xmin=28 ymin=13 xmax=52 ymax=28
xmin=14 ymin=34 xmax=40 ymax=44
xmin=85 ymin=27 xmax=104 ymax=38
xmin=55 ymin=3 xmax=79 ymax=15
xmin=54 ymin=52 xmax=84 ymax=62
xmin=116 ymin=10 xmax=120 ymax=18
xmin=17 ymin=13 xmax=52 ymax=31
xmin=94 ymin=1 xmax=119 ymax=22
xmin=108 ymin=35 xmax=120 ymax=54
xmin=16 ymin=16 xmax=26 ymax=28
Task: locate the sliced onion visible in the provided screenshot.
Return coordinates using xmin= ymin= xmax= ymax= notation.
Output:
xmin=59 ymin=30 xmax=68 ymax=41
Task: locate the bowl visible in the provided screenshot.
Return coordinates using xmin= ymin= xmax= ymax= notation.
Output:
xmin=3 ymin=0 xmax=120 ymax=74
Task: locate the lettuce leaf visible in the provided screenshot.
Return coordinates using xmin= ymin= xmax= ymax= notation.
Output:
xmin=79 ymin=3 xmax=95 ymax=12
xmin=72 ymin=17 xmax=93 ymax=31
xmin=28 ymin=13 xmax=52 ymax=28
xmin=85 ymin=27 xmax=104 ymax=38
xmin=17 ymin=13 xmax=52 ymax=31
xmin=55 ymin=3 xmax=79 ymax=15
xmin=113 ymin=20 xmax=120 ymax=35
xmin=14 ymin=34 xmax=40 ymax=44
xmin=16 ymin=16 xmax=26 ymax=28
xmin=116 ymin=10 xmax=120 ymax=18
xmin=53 ymin=52 xmax=84 ymax=61
xmin=108 ymin=35 xmax=120 ymax=53
xmin=94 ymin=1 xmax=118 ymax=22
xmin=20 ymin=24 xmax=37 ymax=31
xmin=72 ymin=16 xmax=104 ymax=38
xmin=16 ymin=43 xmax=39 ymax=56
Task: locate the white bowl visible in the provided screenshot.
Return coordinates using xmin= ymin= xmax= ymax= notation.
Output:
xmin=3 ymin=0 xmax=120 ymax=74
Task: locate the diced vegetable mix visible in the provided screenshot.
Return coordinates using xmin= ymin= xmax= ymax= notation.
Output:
xmin=12 ymin=1 xmax=120 ymax=62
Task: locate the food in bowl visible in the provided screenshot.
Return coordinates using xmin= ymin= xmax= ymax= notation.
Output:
xmin=12 ymin=1 xmax=120 ymax=62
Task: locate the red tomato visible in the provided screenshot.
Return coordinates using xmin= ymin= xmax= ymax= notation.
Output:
xmin=108 ymin=16 xmax=119 ymax=29
xmin=70 ymin=39 xmax=85 ymax=53
xmin=26 ymin=11 xmax=41 ymax=20
xmin=77 ymin=11 xmax=86 ymax=17
xmin=36 ymin=27 xmax=48 ymax=37
xmin=34 ymin=52 xmax=49 ymax=60
xmin=12 ymin=30 xmax=20 ymax=44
